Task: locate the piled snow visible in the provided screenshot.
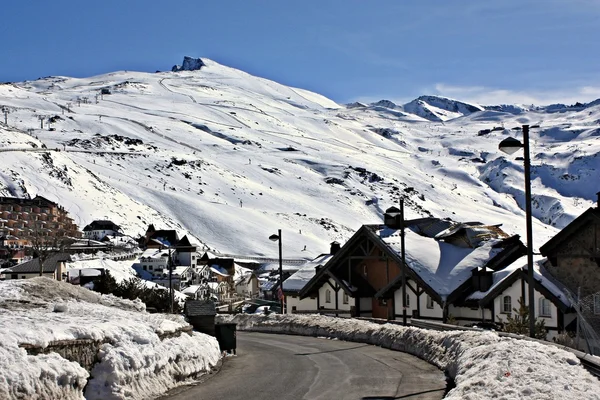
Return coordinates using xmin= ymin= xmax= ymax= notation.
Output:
xmin=0 ymin=278 xmax=221 ymax=400
xmin=221 ymin=313 xmax=600 ymax=400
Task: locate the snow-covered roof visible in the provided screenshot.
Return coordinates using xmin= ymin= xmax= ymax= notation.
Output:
xmin=467 ymin=256 xmax=573 ymax=308
xmin=172 ymin=266 xmax=190 ymax=276
xmin=182 ymin=284 xmax=201 ymax=295
xmin=378 ymin=226 xmax=503 ymax=299
xmin=283 ymin=254 xmax=333 ymax=292
xmin=140 ymin=248 xmax=168 ymax=259
xmin=210 ymin=265 xmax=229 ymax=276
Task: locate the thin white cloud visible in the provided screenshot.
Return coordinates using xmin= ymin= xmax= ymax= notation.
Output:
xmin=432 ymin=83 xmax=600 ymax=106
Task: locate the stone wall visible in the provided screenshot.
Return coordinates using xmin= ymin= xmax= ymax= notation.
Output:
xmin=19 ymin=325 xmax=193 ymax=373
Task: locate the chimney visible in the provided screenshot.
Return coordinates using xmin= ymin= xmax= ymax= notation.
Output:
xmin=315 ymin=265 xmax=321 ymax=273
xmin=471 ymin=267 xmax=494 ymax=292
xmin=330 ymin=241 xmax=341 ymax=255
xmin=384 ymin=206 xmax=401 ymax=229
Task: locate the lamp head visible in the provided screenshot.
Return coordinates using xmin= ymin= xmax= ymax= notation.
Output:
xmin=499 ymin=137 xmax=524 ymax=155
xmin=269 ymin=234 xmax=280 ymax=242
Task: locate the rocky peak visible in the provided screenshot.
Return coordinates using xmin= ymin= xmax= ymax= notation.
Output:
xmin=172 ymin=56 xmax=206 ymax=72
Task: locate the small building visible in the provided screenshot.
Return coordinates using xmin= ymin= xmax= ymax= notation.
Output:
xmin=82 ymin=220 xmax=121 ymax=241
xmin=140 ymin=224 xmax=179 ymax=249
xmin=173 ymin=235 xmax=197 ymax=267
xmin=283 ymin=245 xmax=337 ymax=314
xmin=540 ymin=192 xmax=600 ymax=352
xmin=184 ymin=300 xmax=216 ymax=336
xmin=4 ymin=253 xmax=71 ymax=280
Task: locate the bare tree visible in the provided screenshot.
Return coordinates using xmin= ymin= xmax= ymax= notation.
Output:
xmin=29 ymin=222 xmax=72 ymax=276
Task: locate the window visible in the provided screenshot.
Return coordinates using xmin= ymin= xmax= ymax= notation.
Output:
xmin=426 ymin=295 xmax=434 ymax=309
xmin=325 ymin=289 xmax=331 ymax=303
xmin=343 ymin=292 xmax=349 ymax=304
xmin=21 ymin=276 xmax=26 ymax=279
xmin=142 ymin=265 xmax=147 ymax=271
xmin=405 ymin=293 xmax=410 ymax=307
xmin=502 ymin=296 xmax=512 ymax=313
xmin=11 ymin=274 xmax=17 ymax=279
xmin=363 ymin=265 xmax=367 ymax=276
xmin=149 ymin=266 xmax=153 ymax=271
xmin=539 ymin=298 xmax=551 ymax=317
xmin=192 ymin=256 xmax=195 ymax=260
xmin=594 ymin=295 xmax=600 ymax=315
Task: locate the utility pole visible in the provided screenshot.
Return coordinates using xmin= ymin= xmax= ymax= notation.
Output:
xmin=169 ymin=247 xmax=174 ymax=313
xmin=400 ymin=197 xmax=407 ymax=326
xmin=38 ymin=115 xmax=45 ymax=129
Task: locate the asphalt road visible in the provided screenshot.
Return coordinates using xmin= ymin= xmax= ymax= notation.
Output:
xmin=163 ymin=332 xmax=447 ymax=400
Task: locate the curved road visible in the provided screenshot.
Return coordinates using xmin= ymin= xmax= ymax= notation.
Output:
xmin=163 ymin=332 xmax=446 ymax=400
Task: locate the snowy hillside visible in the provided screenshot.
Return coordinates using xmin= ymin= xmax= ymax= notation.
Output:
xmin=0 ymin=57 xmax=598 ymax=258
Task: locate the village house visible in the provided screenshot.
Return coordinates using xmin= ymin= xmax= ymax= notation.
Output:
xmin=300 ymin=208 xmax=527 ymax=324
xmin=282 ymin=244 xmax=337 ymax=314
xmin=140 ymin=224 xmax=179 ymax=248
xmin=540 ymin=192 xmax=600 ymax=351
xmin=3 ymin=253 xmax=71 ymax=280
xmin=133 ymin=233 xmax=203 ymax=291
xmin=297 ymin=208 xmax=577 ymax=341
xmin=82 ymin=220 xmax=121 ymax=241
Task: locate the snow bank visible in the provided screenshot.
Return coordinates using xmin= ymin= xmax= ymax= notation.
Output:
xmin=85 ymin=332 xmax=220 ymax=400
xmin=0 ymin=278 xmax=221 ymax=400
xmin=221 ymin=314 xmax=600 ymax=400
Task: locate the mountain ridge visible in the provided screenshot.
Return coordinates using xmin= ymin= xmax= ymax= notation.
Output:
xmin=0 ymin=57 xmax=598 ymax=258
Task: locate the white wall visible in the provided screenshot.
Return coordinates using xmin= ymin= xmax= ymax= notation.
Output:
xmin=286 ymin=295 xmax=317 ymax=314
xmin=318 ymin=279 xmax=337 ymax=309
xmin=448 ymin=305 xmax=492 ymax=325
xmin=84 ymin=229 xmax=117 ymax=240
xmin=176 ymin=251 xmax=194 ymax=266
xmin=336 ymin=289 xmax=353 ymax=311
xmin=493 ymin=277 xmax=562 ymax=341
xmin=392 ymin=279 xmax=419 ymax=320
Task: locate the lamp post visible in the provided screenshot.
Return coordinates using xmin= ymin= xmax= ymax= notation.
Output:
xmin=168 ymin=247 xmax=174 ymax=313
xmin=499 ymin=124 xmax=535 ymax=338
xmin=269 ymin=229 xmax=284 ymax=314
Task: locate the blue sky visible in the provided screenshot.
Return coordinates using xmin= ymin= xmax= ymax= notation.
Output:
xmin=2 ymin=0 xmax=599 ymax=105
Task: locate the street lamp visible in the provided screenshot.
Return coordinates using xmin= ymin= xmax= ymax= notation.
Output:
xmin=269 ymin=229 xmax=284 ymax=314
xmin=499 ymin=124 xmax=535 ymax=338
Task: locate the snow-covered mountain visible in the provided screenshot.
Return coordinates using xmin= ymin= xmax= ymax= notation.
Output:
xmin=0 ymin=57 xmax=598 ymax=259
xmin=402 ymin=95 xmax=484 ymax=122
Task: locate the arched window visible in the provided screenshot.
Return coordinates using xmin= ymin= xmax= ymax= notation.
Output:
xmin=502 ymin=296 xmax=512 ymax=313
xmin=325 ymin=289 xmax=331 ymax=303
xmin=539 ymin=298 xmax=551 ymax=317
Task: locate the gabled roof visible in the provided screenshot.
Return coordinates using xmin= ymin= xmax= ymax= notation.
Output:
xmin=540 ymin=207 xmax=600 ymax=256
xmin=6 ymin=253 xmax=70 ymax=274
xmin=83 ymin=220 xmax=121 ymax=232
xmin=176 ymin=235 xmax=193 ymax=247
xmin=468 ymin=258 xmax=573 ymax=312
xmin=282 ymin=254 xmax=333 ymax=293
xmin=149 ymin=230 xmax=179 ymax=247
xmin=300 ymin=219 xmax=523 ymax=304
xmin=209 ymin=258 xmax=234 ymax=272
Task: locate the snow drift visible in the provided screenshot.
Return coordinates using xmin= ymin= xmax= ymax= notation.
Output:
xmin=0 ymin=278 xmax=221 ymax=400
